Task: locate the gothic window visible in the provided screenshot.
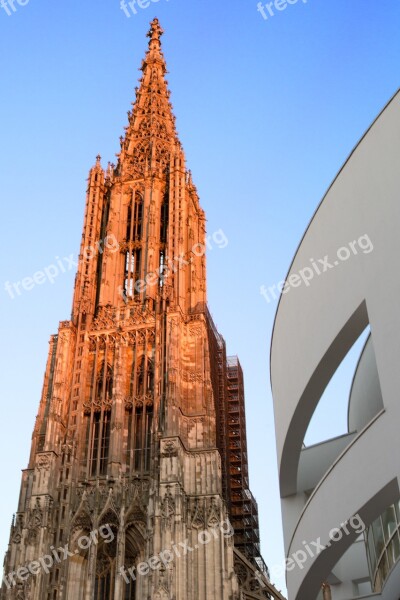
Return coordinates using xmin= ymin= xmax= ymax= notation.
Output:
xmin=127 ymin=193 xmax=143 ymax=242
xmin=94 ymin=571 xmax=111 ymax=600
xmin=95 ymin=543 xmax=115 ymax=600
xmin=87 ymin=361 xmax=113 ymax=476
xmin=126 ymin=204 xmax=132 ymax=240
xmin=135 ymin=356 xmax=153 ymax=396
xmin=143 ymin=404 xmax=153 ymax=471
xmin=124 ymin=249 xmax=141 ymax=298
xmin=159 ymin=252 xmax=165 ymax=288
xmin=133 ymin=407 xmax=143 ymax=471
xmin=160 ymin=195 xmax=168 ymax=244
xmin=134 ymin=194 xmax=143 ymax=239
xmin=90 ymin=411 xmax=111 ymax=476
xmin=147 ymin=358 xmax=154 ymax=392
xmin=132 ymin=404 xmax=153 ymax=472
xmin=124 ymin=579 xmax=136 ymax=600
xmin=124 ymin=540 xmax=137 ymax=600
xmin=127 ymin=353 xmax=154 ymax=472
xmin=96 ymin=363 xmax=113 ymax=402
xmin=136 ymin=356 xmax=145 ymax=396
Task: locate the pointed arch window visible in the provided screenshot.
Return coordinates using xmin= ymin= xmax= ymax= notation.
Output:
xmin=94 ymin=534 xmax=118 ymax=600
xmin=90 ymin=410 xmax=111 ymax=476
xmin=135 ymin=355 xmax=154 ymax=397
xmin=124 ymin=249 xmax=141 ymax=298
xmin=133 ymin=404 xmax=153 ymax=472
xmin=126 ymin=192 xmax=143 ymax=242
xmin=96 ymin=363 xmax=113 ymax=402
xmin=136 ymin=356 xmax=145 ymax=396
xmin=94 ymin=564 xmax=112 ymax=600
xmin=127 ymin=352 xmax=154 ymax=473
xmin=124 ymin=579 xmax=136 ymax=600
xmin=126 ymin=204 xmax=132 ymax=241
xmin=123 ymin=538 xmax=138 ymax=600
xmin=147 ymin=358 xmax=154 ymax=392
xmin=160 ymin=193 xmax=168 ymax=244
xmin=88 ymin=362 xmax=113 ymax=477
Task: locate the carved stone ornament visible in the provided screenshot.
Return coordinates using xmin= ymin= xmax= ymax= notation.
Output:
xmin=36 ymin=454 xmax=51 ymax=471
xmin=12 ymin=514 xmax=24 ymax=545
xmin=190 ymin=498 xmax=205 ymax=530
xmin=71 ymin=510 xmax=93 ymax=536
xmin=27 ymin=497 xmax=43 ymax=545
xmin=207 ymin=497 xmax=220 ymax=528
xmin=161 ymin=439 xmax=178 ymax=457
xmin=14 ymin=579 xmax=31 ymax=600
xmin=160 ymin=486 xmax=175 ymax=525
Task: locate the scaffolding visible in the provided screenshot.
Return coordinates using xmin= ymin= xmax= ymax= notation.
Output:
xmin=204 ymin=307 xmax=269 ymax=578
xmin=226 ymin=356 xmax=264 ymax=569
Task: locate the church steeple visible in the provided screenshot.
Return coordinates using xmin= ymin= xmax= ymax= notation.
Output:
xmin=69 ymin=17 xmax=206 ymax=316
xmin=117 ymin=17 xmax=179 ymax=180
xmin=1 ymin=20 xmax=281 ymax=600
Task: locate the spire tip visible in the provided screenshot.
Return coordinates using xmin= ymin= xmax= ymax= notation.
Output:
xmin=147 ymin=18 xmax=164 ymax=43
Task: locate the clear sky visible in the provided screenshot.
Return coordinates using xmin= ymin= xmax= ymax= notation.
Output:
xmin=1 ymin=0 xmax=399 ymax=594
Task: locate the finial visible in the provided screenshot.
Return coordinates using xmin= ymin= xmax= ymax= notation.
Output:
xmin=96 ymin=154 xmax=101 ymax=165
xmin=147 ymin=18 xmax=164 ymax=43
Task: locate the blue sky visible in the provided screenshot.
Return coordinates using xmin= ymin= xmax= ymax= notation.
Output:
xmin=1 ymin=0 xmax=399 ymax=594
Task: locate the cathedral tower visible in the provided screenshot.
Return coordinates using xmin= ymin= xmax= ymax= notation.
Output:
xmin=2 ymin=19 xmax=284 ymax=600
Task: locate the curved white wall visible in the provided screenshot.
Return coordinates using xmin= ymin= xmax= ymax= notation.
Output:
xmin=271 ymin=89 xmax=400 ymax=600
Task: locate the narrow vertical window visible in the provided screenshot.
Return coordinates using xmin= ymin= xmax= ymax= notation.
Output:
xmin=133 ymin=193 xmax=143 ymax=241
xmin=134 ymin=407 xmax=143 ymax=470
xmin=90 ymin=363 xmax=113 ymax=477
xmin=159 ymin=251 xmax=165 ymax=288
xmin=124 ymin=249 xmax=141 ymax=298
xmin=126 ymin=204 xmax=132 ymax=240
xmin=136 ymin=356 xmax=145 ymax=396
xmin=94 ymin=549 xmax=114 ymax=600
xmin=144 ymin=405 xmax=153 ymax=471
xmin=147 ymin=359 xmax=154 ymax=392
xmin=99 ymin=411 xmax=111 ymax=475
xmin=127 ymin=193 xmax=143 ymax=243
xmin=160 ymin=196 xmax=168 ymax=244
xmin=90 ymin=413 xmax=101 ymax=476
xmin=124 ymin=579 xmax=135 ymax=600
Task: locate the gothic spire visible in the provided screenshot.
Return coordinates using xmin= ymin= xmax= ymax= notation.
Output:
xmin=117 ymin=18 xmax=181 ymax=179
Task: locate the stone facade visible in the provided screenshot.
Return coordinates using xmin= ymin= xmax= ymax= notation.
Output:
xmin=1 ymin=19 xmax=284 ymax=600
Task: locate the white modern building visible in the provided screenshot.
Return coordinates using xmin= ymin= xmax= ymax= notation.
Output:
xmin=271 ymin=89 xmax=400 ymax=599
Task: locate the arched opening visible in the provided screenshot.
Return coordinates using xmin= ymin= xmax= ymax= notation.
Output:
xmin=65 ymin=527 xmax=91 ymax=600
xmin=123 ymin=534 xmax=138 ymax=600
xmin=95 ymin=515 xmax=118 ymax=600
xmin=94 ymin=551 xmax=114 ymax=600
